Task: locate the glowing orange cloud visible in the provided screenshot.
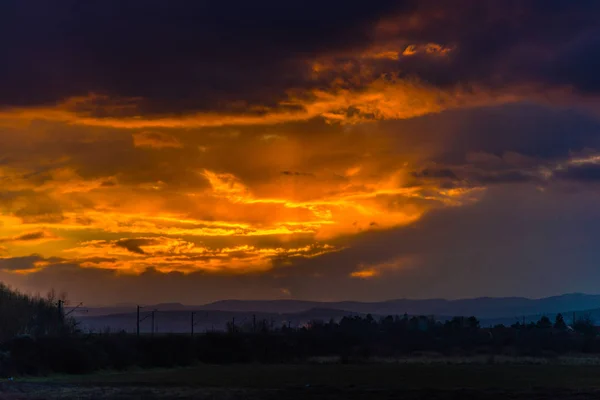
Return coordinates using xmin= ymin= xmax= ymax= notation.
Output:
xmin=0 ymin=76 xmax=541 ymax=130
xmin=132 ymin=131 xmax=182 ymax=148
xmin=351 ymin=256 xmax=419 ymax=279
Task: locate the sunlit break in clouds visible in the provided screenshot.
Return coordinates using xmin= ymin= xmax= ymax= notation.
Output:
xmin=2 ymin=0 xmax=600 ymax=304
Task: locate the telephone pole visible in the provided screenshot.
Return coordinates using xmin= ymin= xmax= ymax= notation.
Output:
xmin=191 ymin=312 xmax=196 ymax=337
xmin=151 ymin=310 xmax=157 ymax=337
xmin=136 ymin=306 xmax=141 ymax=337
xmin=64 ymin=302 xmax=86 ymax=317
xmin=137 ymin=307 xmax=156 ymax=336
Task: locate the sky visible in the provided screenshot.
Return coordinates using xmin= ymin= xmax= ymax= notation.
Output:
xmin=1 ymin=0 xmax=600 ymax=305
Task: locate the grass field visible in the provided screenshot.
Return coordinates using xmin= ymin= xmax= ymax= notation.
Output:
xmin=5 ymin=363 xmax=600 ymax=399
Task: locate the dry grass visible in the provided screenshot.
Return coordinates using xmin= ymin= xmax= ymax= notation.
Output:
xmin=7 ymin=362 xmax=600 ymax=399
xmin=308 ymin=354 xmax=600 ymax=365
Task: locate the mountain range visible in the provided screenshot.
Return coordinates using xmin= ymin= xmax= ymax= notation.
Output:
xmin=73 ymin=293 xmax=600 ymax=333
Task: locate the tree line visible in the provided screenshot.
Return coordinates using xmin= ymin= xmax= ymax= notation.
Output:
xmin=1 ymin=282 xmax=600 ymax=376
xmin=0 ymin=284 xmax=76 ymax=342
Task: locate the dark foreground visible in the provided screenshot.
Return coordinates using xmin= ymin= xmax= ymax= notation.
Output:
xmin=4 ymin=363 xmax=600 ymax=399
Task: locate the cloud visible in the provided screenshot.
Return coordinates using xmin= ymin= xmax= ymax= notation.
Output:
xmin=0 ymin=82 xmax=519 ymax=129
xmin=2 ymin=2 xmax=600 ymax=303
xmin=0 ymin=254 xmax=62 ymax=272
xmin=0 ymin=2 xmax=599 ymax=128
xmin=554 ymin=163 xmax=600 ymax=183
xmin=114 ymin=238 xmax=156 ymax=255
xmin=7 ymin=183 xmax=600 ymax=305
xmin=350 ymin=256 xmax=419 ymax=279
xmin=132 ymin=131 xmax=182 ymax=149
xmin=0 ymin=230 xmax=58 ymax=244
xmin=66 ymin=236 xmax=339 ymax=274
xmin=412 ymin=168 xmax=458 ymax=180
xmin=0 ymin=0 xmax=406 ymax=112
xmin=281 ymin=171 xmax=314 ymax=177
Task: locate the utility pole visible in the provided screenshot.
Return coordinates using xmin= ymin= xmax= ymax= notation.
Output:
xmin=151 ymin=310 xmax=157 ymax=337
xmin=253 ymin=314 xmax=256 ymax=333
xmin=137 ymin=308 xmax=157 ymax=336
xmin=136 ymin=306 xmax=141 ymax=337
xmin=57 ymin=300 xmax=64 ymax=317
xmin=64 ymin=302 xmax=86 ymax=317
xmin=191 ymin=312 xmax=196 ymax=337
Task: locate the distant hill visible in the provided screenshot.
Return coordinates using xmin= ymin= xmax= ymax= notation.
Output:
xmin=480 ymin=307 xmax=600 ymax=327
xmin=75 ymin=293 xmax=600 ymax=334
xmin=76 ymin=307 xmax=367 ymax=334
xmin=197 ymin=293 xmax=600 ymax=319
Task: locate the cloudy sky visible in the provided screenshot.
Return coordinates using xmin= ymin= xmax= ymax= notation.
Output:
xmin=1 ymin=0 xmax=600 ymax=305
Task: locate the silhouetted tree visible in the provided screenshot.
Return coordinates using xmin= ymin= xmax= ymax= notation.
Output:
xmin=573 ymin=315 xmax=596 ymax=336
xmin=537 ymin=316 xmax=552 ymax=329
xmin=554 ymin=314 xmax=567 ymax=330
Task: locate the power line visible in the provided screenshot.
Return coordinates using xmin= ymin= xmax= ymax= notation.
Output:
xmin=136 ymin=306 xmax=158 ymax=337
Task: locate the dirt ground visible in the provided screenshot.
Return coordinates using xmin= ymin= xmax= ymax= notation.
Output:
xmin=3 ymin=385 xmax=600 ymax=400
xmin=4 ymin=363 xmax=600 ymax=399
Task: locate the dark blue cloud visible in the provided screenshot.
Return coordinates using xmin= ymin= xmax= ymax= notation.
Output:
xmin=555 ymin=164 xmax=600 ymax=182
xmin=385 ymin=103 xmax=600 ymax=163
xmin=1 ymin=1 xmax=600 ymax=115
xmin=0 ymin=0 xmax=407 ymax=112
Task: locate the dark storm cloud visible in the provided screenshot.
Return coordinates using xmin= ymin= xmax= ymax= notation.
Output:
xmin=470 ymin=170 xmax=540 ymax=185
xmin=281 ymin=171 xmax=315 ymax=177
xmin=411 ymin=166 xmax=540 ymax=186
xmin=555 ymin=164 xmax=600 ymax=183
xmin=0 ymin=0 xmax=407 ymax=112
xmin=0 ymin=255 xmax=44 ymax=271
xmin=411 ymin=168 xmax=458 ymax=180
xmin=268 ymin=185 xmax=600 ymax=300
xmin=0 ymin=231 xmax=55 ymax=243
xmin=114 ymin=238 xmax=158 ymax=255
xmin=385 ymin=103 xmax=600 ymax=164
xmin=1 ymin=1 xmax=600 ymax=115
xmin=0 ymin=255 xmax=63 ymax=271
xmin=388 ymin=0 xmax=600 ymax=92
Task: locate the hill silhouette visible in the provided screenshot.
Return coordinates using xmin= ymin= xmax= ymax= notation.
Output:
xmin=197 ymin=293 xmax=600 ymax=318
xmin=76 ymin=293 xmax=600 ymax=334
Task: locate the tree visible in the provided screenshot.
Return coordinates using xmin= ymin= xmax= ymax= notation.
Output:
xmin=467 ymin=316 xmax=480 ymax=329
xmin=537 ymin=316 xmax=552 ymax=329
xmin=0 ymin=283 xmax=74 ymax=341
xmin=554 ymin=314 xmax=567 ymax=330
xmin=573 ymin=315 xmax=596 ymax=337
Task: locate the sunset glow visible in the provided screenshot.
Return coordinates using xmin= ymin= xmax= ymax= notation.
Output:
xmin=2 ymin=1 xmax=600 ymax=304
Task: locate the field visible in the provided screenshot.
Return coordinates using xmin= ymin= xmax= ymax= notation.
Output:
xmin=4 ymin=361 xmax=600 ymax=399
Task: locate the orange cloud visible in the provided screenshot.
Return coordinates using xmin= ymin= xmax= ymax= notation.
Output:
xmin=132 ymin=131 xmax=183 ymax=148
xmin=402 ymin=43 xmax=452 ymax=56
xmin=0 ymin=230 xmax=60 ymax=245
xmin=351 ymin=256 xmax=419 ymax=279
xmin=350 ymin=269 xmax=379 ymax=279
xmin=0 ymin=75 xmax=546 ymax=130
xmin=64 ymin=236 xmax=339 ymax=274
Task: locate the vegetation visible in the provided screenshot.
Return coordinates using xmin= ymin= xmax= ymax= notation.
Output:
xmin=0 ymin=284 xmax=76 ymax=341
xmin=1 ymin=304 xmax=600 ymax=377
xmin=11 ymin=364 xmax=600 ymax=399
xmin=1 ymin=282 xmax=600 ymax=378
